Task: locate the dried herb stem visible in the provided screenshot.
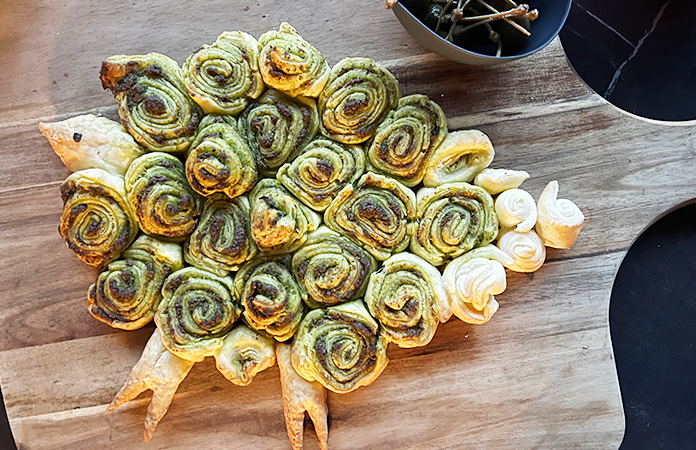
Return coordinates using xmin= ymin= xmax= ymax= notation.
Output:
xmin=475 ymin=0 xmax=532 ymax=36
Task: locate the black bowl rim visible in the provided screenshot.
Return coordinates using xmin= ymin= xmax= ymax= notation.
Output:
xmin=393 ymin=0 xmax=572 ymax=61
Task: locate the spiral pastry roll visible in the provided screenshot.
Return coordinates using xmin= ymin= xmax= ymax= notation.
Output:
xmin=423 ymin=130 xmax=495 ymax=187
xmin=100 ymin=53 xmax=202 ymax=153
xmin=324 ymin=172 xmax=415 ymax=261
xmin=185 ymin=195 xmax=256 ymax=277
xmin=186 ymin=114 xmax=257 ymax=198
xmin=292 ymin=227 xmax=377 ymax=309
xmin=365 ymin=253 xmax=451 ymax=348
xmin=155 ymin=267 xmax=241 ymax=362
xmin=125 ymin=152 xmax=201 ymax=238
xmin=318 ymin=58 xmax=400 ymax=145
xmin=474 ymin=168 xmax=530 ymax=195
xmin=277 ymin=137 xmax=365 ymax=212
xmin=234 ymin=256 xmax=305 ymax=342
xmin=238 ymin=89 xmax=319 ymax=176
xmin=257 ymin=22 xmax=330 ymax=98
xmin=183 ymin=31 xmax=264 ymax=115
xmin=443 ymin=246 xmax=513 ymax=325
xmin=411 ymin=182 xmax=498 ymax=267
xmin=291 ymin=300 xmax=389 ymax=394
xmin=88 ymin=235 xmax=183 ymax=330
xmin=496 ymin=229 xmax=546 ymax=273
xmin=249 ymin=179 xmax=321 ymax=254
xmin=366 ymin=94 xmax=447 ymax=187
xmin=59 ymin=168 xmax=138 ymax=266
xmin=495 ymin=188 xmax=537 ymax=232
xmin=214 ymin=324 xmax=276 ymax=386
xmin=536 ymin=180 xmax=585 ymax=249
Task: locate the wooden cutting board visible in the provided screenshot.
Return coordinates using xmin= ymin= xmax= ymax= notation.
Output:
xmin=2 ymin=1 xmax=696 ymax=449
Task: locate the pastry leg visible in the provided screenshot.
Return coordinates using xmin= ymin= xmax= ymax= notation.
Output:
xmin=107 ymin=328 xmax=195 ymax=442
xmin=276 ymin=343 xmax=329 ymax=450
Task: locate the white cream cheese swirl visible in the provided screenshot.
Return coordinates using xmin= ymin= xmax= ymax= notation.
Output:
xmin=495 ymin=188 xmax=537 ymax=232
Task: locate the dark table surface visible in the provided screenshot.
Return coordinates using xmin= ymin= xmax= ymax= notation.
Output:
xmin=1 ymin=1 xmax=694 ymax=448
xmin=562 ymin=1 xmax=696 ymax=447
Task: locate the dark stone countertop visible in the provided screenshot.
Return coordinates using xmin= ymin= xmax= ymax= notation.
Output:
xmin=561 ymin=1 xmax=696 ymax=448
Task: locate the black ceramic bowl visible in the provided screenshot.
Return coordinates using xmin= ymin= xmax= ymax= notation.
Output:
xmin=392 ymin=0 xmax=572 ymax=65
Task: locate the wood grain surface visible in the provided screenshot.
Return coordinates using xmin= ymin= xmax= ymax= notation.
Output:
xmin=2 ymin=1 xmax=696 ymax=449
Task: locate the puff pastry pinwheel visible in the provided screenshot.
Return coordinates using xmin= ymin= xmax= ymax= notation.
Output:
xmin=292 ymin=226 xmax=377 ymax=309
xmin=474 ymin=168 xmax=530 ymax=195
xmin=88 ymin=235 xmax=183 ymax=330
xmin=411 ymin=182 xmax=498 ymax=266
xmin=59 ymin=168 xmax=139 ymax=266
xmin=324 ymin=172 xmax=415 ymax=261
xmin=277 ymin=137 xmax=365 ymax=212
xmin=100 ymin=53 xmax=203 ymax=153
xmin=365 ymin=252 xmax=451 ymax=348
xmin=39 ymin=114 xmax=145 ymax=175
xmin=366 ymin=94 xmax=447 ymax=187
xmin=185 ymin=114 xmax=257 ymax=199
xmin=234 ymin=256 xmax=305 ymax=342
xmin=496 ymin=229 xmax=546 ymax=272
xmin=249 ymin=179 xmax=321 ymax=254
xmin=238 ymin=89 xmax=319 ymax=176
xmin=277 ymin=343 xmax=329 ymax=450
xmin=292 ymin=300 xmax=389 ymax=394
xmin=443 ymin=245 xmax=514 ymax=325
xmin=213 ymin=324 xmax=277 ymax=386
xmin=495 ymin=188 xmax=537 ymax=232
xmin=155 ymin=267 xmax=241 ymax=362
xmin=125 ymin=152 xmax=202 ymax=238
xmin=318 ymin=58 xmax=400 ymax=145
xmin=184 ymin=194 xmax=257 ymax=277
xmin=423 ymin=130 xmax=494 ymax=187
xmin=257 ymin=22 xmax=330 ymax=98
xmin=107 ymin=328 xmax=195 ymax=442
xmin=536 ymin=180 xmax=585 ymax=249
xmin=183 ymin=31 xmax=264 ymax=115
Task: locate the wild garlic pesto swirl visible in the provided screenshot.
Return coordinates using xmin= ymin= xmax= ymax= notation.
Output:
xmin=366 ymin=94 xmax=447 ymax=187
xmin=364 ymin=252 xmax=451 ymax=348
xmin=423 ymin=130 xmax=495 ymax=187
xmin=185 ymin=114 xmax=258 ymax=199
xmin=213 ymin=324 xmax=277 ymax=386
xmin=411 ymin=182 xmax=498 ymax=266
xmin=318 ymin=58 xmax=400 ymax=145
xmin=292 ymin=226 xmax=377 ymax=309
xmin=291 ymin=300 xmax=389 ymax=394
xmin=59 ymin=168 xmax=139 ymax=267
xmin=249 ymin=179 xmax=321 ymax=254
xmin=234 ymin=256 xmax=305 ymax=342
xmin=238 ymin=89 xmax=319 ymax=176
xmin=88 ymin=235 xmax=183 ymax=330
xmin=183 ymin=31 xmax=264 ymax=116
xmin=257 ymin=22 xmax=330 ymax=98
xmin=125 ymin=152 xmax=202 ymax=239
xmin=100 ymin=52 xmax=202 ymax=153
xmin=184 ymin=194 xmax=257 ymax=277
xmin=155 ymin=267 xmax=241 ymax=362
xmin=276 ymin=137 xmax=365 ymax=212
xmin=324 ymin=172 xmax=416 ymax=261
